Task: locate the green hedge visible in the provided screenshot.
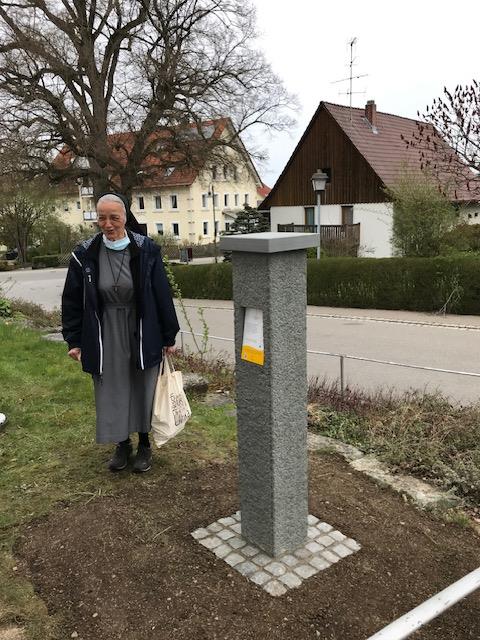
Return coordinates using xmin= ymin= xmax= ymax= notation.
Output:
xmin=31 ymin=255 xmax=60 ymax=269
xmin=171 ymin=262 xmax=233 ymax=300
xmin=171 ymin=256 xmax=480 ymax=315
xmin=307 ymin=257 xmax=480 ymax=313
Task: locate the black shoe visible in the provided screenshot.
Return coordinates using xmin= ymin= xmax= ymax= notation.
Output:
xmin=132 ymin=444 xmax=152 ymax=473
xmin=108 ymin=441 xmax=132 ymax=472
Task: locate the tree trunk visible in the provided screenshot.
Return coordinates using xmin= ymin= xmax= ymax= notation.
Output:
xmin=16 ymin=227 xmax=28 ymax=264
xmin=92 ymin=176 xmax=113 ymax=203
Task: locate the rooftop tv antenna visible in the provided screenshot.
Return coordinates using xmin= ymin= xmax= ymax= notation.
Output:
xmin=331 ymin=37 xmax=368 ymax=120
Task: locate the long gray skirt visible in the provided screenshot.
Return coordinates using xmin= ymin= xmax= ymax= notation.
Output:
xmin=93 ymin=244 xmax=159 ymax=444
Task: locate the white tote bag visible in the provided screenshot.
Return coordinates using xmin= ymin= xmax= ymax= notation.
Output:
xmin=151 ymin=355 xmax=192 ymax=447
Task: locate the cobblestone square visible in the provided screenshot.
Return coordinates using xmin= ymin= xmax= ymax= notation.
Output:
xmin=192 ymin=513 xmax=361 ymax=597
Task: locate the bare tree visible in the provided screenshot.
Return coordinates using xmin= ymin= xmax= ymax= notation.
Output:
xmin=403 ymin=82 xmax=480 ymax=200
xmin=0 ymin=0 xmax=295 ymax=201
xmin=0 ymin=179 xmax=54 ymax=262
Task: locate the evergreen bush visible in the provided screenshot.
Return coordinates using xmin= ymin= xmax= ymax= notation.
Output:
xmin=168 ymin=257 xmax=480 ymax=315
xmin=307 ymin=256 xmax=480 ymax=313
xmin=31 ymin=254 xmax=60 ymax=269
xmin=169 ymin=263 xmax=232 ymax=300
xmin=442 ymin=223 xmax=480 ymax=254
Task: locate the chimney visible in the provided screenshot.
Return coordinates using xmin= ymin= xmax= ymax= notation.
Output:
xmin=365 ymin=100 xmax=377 ymax=129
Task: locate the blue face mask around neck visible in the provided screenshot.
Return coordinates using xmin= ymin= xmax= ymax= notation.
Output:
xmin=102 ymin=233 xmax=131 ymax=251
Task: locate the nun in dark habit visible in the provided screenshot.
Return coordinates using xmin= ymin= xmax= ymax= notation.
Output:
xmin=61 ymin=193 xmax=180 ymax=473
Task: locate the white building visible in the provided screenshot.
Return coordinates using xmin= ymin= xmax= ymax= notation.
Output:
xmin=54 ymin=119 xmax=268 ymax=243
xmin=260 ymin=101 xmax=480 ymax=257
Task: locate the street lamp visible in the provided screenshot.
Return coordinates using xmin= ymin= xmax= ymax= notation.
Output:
xmin=208 ymin=184 xmax=218 ymax=263
xmin=73 ymin=155 xmax=91 ymax=221
xmin=311 ymin=169 xmax=328 ymax=259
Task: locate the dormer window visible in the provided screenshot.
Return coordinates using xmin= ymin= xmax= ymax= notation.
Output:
xmin=165 ymin=166 xmax=175 ymax=177
xmin=155 ymin=139 xmax=169 ymax=152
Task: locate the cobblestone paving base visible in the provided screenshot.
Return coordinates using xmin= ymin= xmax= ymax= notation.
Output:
xmin=191 ymin=513 xmax=361 ymax=597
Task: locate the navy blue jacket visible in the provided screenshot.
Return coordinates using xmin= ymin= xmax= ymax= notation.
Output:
xmin=61 ymin=231 xmax=180 ymax=375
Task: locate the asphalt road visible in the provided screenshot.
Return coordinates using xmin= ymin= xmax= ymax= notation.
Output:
xmin=2 ymin=267 xmax=480 ymax=404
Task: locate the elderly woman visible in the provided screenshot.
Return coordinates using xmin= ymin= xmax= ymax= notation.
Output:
xmin=62 ymin=193 xmax=179 ymax=473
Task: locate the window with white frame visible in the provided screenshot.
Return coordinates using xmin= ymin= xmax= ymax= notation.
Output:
xmin=201 ymin=193 xmax=208 ymax=208
xmin=156 ymin=223 xmax=164 ymax=235
xmin=76 ymin=201 xmax=81 ymax=210
xmin=225 ymin=221 xmax=231 ymax=232
xmin=223 ymin=165 xmax=228 ymax=180
xmin=213 ymin=193 xmax=219 ymax=208
xmin=224 ymin=194 xmax=229 ymax=207
xmin=203 ymin=221 xmax=208 ymax=235
xmin=214 ymin=220 xmax=219 ymax=235
xmin=211 ymin=165 xmax=218 ymax=180
xmin=244 ymin=193 xmax=249 ymax=205
xmin=170 ymin=194 xmax=178 ymax=209
xmin=154 ymin=195 xmax=162 ymax=210
xmin=138 ymin=196 xmax=145 ymax=210
xmin=234 ymin=193 xmax=239 ymax=206
xmin=172 ymin=222 xmax=179 ymax=236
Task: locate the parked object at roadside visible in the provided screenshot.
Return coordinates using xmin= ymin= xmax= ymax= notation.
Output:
xmin=5 ymin=249 xmax=18 ymax=261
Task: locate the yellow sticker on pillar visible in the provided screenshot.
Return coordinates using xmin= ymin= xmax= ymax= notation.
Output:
xmin=241 ymin=308 xmax=264 ymax=366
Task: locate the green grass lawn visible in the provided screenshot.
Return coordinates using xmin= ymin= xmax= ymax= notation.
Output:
xmin=0 ymin=321 xmax=237 ymax=637
xmin=2 ymin=318 xmax=479 ymax=638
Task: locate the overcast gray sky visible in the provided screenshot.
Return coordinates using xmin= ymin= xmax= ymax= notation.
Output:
xmin=251 ymin=0 xmax=480 ymax=187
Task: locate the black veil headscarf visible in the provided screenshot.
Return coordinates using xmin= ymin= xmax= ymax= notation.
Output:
xmin=96 ymin=191 xmax=144 ymax=235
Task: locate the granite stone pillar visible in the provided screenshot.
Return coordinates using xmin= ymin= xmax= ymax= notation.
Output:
xmin=219 ymin=232 xmax=319 ymax=557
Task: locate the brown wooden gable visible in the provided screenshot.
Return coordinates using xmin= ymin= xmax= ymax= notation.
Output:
xmin=261 ymin=103 xmax=387 ymax=209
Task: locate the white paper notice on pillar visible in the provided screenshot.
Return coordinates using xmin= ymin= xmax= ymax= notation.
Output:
xmin=241 ymin=308 xmax=264 ymax=366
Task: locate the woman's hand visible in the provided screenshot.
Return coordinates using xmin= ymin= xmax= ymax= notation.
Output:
xmin=68 ymin=347 xmax=82 ymax=362
xmin=164 ymin=345 xmax=176 ymax=356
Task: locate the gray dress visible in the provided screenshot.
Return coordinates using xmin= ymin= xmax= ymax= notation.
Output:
xmin=93 ymin=243 xmax=159 ymax=444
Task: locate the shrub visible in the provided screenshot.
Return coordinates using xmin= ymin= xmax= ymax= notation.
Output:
xmin=170 ymin=263 xmax=232 ymax=300
xmin=0 ymin=260 xmax=14 ymax=271
xmin=166 ymin=255 xmax=480 ymax=315
xmin=387 ymin=167 xmax=456 ymax=257
xmin=0 ymin=297 xmax=12 ymax=317
xmin=307 ymin=256 xmax=480 ymax=314
xmin=31 ymin=254 xmax=60 ymax=269
xmin=308 ymin=381 xmax=480 ymax=504
xmin=31 ymin=216 xmax=89 ymax=256
xmin=8 ymin=298 xmax=61 ymax=327
xmin=442 ymin=223 xmax=480 ymax=254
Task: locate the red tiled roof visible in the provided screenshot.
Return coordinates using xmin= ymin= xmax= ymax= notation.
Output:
xmin=324 ymin=102 xmax=477 ymax=202
xmin=257 ymin=183 xmax=271 ymax=198
xmin=52 ymin=119 xmax=231 ymax=189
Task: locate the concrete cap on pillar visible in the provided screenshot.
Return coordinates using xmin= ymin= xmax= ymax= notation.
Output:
xmin=219 ymin=232 xmax=320 ymax=254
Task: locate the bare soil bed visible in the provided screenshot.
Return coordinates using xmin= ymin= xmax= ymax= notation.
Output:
xmin=15 ymin=454 xmax=480 ymax=640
